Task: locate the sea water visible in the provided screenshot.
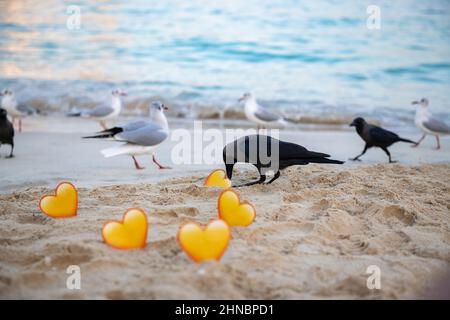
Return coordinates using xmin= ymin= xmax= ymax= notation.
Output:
xmin=0 ymin=0 xmax=449 ymax=124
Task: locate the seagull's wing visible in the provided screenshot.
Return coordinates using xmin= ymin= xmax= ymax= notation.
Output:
xmin=17 ymin=103 xmax=36 ymax=115
xmin=85 ymin=104 xmax=114 ymax=118
xmin=116 ymin=123 xmax=168 ymax=146
xmin=121 ymin=120 xmax=150 ymax=131
xmin=254 ymin=107 xmax=281 ymax=122
xmin=423 ymin=117 xmax=450 ymax=134
xmin=369 ymin=126 xmax=399 ymax=143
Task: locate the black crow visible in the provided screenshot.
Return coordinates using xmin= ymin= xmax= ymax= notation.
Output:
xmin=0 ymin=108 xmax=14 ymax=158
xmin=223 ymin=135 xmax=344 ymax=187
xmin=349 ymin=117 xmax=417 ymax=163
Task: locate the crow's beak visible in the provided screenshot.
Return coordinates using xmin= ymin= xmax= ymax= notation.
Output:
xmin=411 ymin=101 xmax=419 ymax=105
xmin=349 ymin=122 xmax=355 ymax=127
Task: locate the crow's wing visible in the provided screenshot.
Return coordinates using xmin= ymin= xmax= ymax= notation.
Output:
xmin=369 ymin=126 xmax=399 ymax=144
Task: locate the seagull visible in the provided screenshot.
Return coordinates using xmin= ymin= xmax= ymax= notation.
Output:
xmin=0 ymin=90 xmax=37 ymax=132
xmin=0 ymin=108 xmax=14 ymax=158
xmin=349 ymin=117 xmax=417 ymax=163
xmin=412 ymin=98 xmax=450 ymax=150
xmin=83 ymin=101 xmax=171 ymax=170
xmin=238 ymin=93 xmax=287 ymax=131
xmin=223 ymin=134 xmax=344 ymax=187
xmin=69 ymin=89 xmax=127 ymax=129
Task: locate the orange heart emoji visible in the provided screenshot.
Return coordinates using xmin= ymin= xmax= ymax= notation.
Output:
xmin=218 ymin=189 xmax=256 ymax=227
xmin=39 ymin=182 xmax=78 ymax=218
xmin=102 ymin=209 xmax=148 ymax=250
xmin=204 ymin=169 xmax=231 ymax=189
xmin=178 ymin=220 xmax=230 ymax=263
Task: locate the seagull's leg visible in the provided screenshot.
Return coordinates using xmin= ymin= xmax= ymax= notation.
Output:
xmin=18 ymin=118 xmax=22 ymax=133
xmin=152 ymin=153 xmax=172 ymax=170
xmin=350 ymin=144 xmax=369 ymax=161
xmin=412 ymin=133 xmax=426 ymax=148
xmin=100 ymin=121 xmax=108 ymax=130
xmin=234 ymin=174 xmax=266 ymax=188
xmin=131 ymin=156 xmax=145 ymax=170
xmin=381 ymin=147 xmax=397 ymax=163
xmin=436 ymin=135 xmax=441 ymax=150
xmin=266 ymin=171 xmax=281 ymax=184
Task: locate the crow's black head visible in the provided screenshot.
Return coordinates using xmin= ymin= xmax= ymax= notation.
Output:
xmin=0 ymin=108 xmax=7 ymax=119
xmin=350 ymin=117 xmax=366 ymax=129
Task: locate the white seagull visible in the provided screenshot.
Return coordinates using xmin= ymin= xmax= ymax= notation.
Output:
xmin=412 ymin=98 xmax=450 ymax=150
xmin=70 ymin=89 xmax=127 ymax=129
xmin=83 ymin=101 xmax=171 ymax=170
xmin=238 ymin=92 xmax=287 ymax=130
xmin=0 ymin=89 xmax=37 ymax=132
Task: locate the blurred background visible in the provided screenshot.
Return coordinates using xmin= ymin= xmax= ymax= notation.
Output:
xmin=0 ymin=0 xmax=449 ymax=124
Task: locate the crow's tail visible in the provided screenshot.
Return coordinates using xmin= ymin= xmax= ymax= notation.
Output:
xmin=398 ymin=137 xmax=417 ymax=144
xmin=308 ymin=157 xmax=345 ymax=165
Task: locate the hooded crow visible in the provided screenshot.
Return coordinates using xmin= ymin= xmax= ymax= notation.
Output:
xmin=223 ymin=134 xmax=344 ymax=187
xmin=349 ymin=117 xmax=417 ymax=163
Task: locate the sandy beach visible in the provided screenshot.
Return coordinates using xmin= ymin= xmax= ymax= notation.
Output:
xmin=0 ymin=116 xmax=449 ymax=299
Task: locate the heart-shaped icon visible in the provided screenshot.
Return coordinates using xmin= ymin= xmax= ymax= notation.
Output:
xmin=39 ymin=182 xmax=78 ymax=218
xmin=204 ymin=169 xmax=231 ymax=189
xmin=102 ymin=209 xmax=148 ymax=250
xmin=178 ymin=220 xmax=230 ymax=263
xmin=218 ymin=189 xmax=256 ymax=227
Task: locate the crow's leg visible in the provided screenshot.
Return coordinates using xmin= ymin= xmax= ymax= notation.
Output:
xmin=131 ymin=156 xmax=145 ymax=170
xmin=411 ymin=133 xmax=426 ymax=148
xmin=234 ymin=174 xmax=266 ymax=188
xmin=381 ymin=147 xmax=397 ymax=163
xmin=7 ymin=143 xmax=14 ymax=158
xmin=435 ymin=135 xmax=441 ymax=150
xmin=266 ymin=171 xmax=281 ymax=184
xmin=152 ymin=153 xmax=171 ymax=169
xmin=350 ymin=144 xmax=369 ymax=161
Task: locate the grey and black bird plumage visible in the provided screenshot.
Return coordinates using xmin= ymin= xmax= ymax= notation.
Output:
xmin=349 ymin=117 xmax=417 ymax=163
xmin=0 ymin=108 xmax=14 ymax=158
xmin=223 ymin=134 xmax=344 ymax=187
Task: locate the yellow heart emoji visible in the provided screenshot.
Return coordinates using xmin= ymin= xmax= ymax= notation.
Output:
xmin=218 ymin=189 xmax=256 ymax=227
xmin=39 ymin=182 xmax=78 ymax=218
xmin=204 ymin=169 xmax=231 ymax=189
xmin=178 ymin=220 xmax=230 ymax=263
xmin=102 ymin=209 xmax=148 ymax=250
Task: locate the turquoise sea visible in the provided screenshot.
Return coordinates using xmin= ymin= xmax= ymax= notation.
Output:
xmin=1 ymin=0 xmax=449 ymax=123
